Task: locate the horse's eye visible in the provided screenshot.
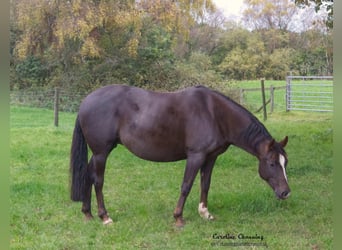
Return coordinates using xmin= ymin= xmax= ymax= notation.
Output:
xmin=270 ymin=162 xmax=275 ymax=167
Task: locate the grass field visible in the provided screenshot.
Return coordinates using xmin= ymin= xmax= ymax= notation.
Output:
xmin=10 ymin=106 xmax=333 ymax=249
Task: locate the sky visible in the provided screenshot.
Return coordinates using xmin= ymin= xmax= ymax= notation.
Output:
xmin=213 ymin=0 xmax=245 ymax=19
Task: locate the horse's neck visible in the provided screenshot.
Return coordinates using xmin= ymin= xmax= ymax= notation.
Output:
xmin=229 ymin=119 xmax=272 ymax=159
xmin=234 ymin=135 xmax=271 ymax=160
xmin=212 ymin=92 xmax=272 ymax=159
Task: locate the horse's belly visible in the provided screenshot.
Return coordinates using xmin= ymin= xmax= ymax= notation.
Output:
xmin=131 ymin=147 xmax=186 ymax=162
xmin=120 ymin=131 xmax=186 ymax=162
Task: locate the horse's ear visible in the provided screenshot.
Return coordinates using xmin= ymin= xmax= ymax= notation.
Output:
xmin=279 ymin=136 xmax=288 ymax=148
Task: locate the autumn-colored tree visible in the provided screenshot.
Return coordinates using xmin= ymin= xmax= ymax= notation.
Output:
xmin=10 ymin=0 xmax=333 ymax=89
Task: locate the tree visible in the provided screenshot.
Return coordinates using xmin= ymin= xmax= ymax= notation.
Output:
xmin=210 ymin=24 xmax=251 ymax=66
xmin=11 ymin=0 xmax=221 ymax=90
xmin=218 ymin=32 xmax=268 ymax=80
xmin=291 ymin=29 xmax=333 ymax=75
xmin=137 ymin=0 xmax=217 ymax=57
xmin=175 ymin=52 xmax=220 ymax=88
xmin=266 ymin=48 xmax=296 ymax=79
xmin=295 ymin=0 xmax=333 ymax=29
xmin=242 ymin=0 xmax=298 ymax=31
xmin=10 ymin=0 xmax=333 ymax=90
xmin=186 ymin=10 xmax=225 ymax=59
xmin=255 ymin=28 xmax=290 ymax=54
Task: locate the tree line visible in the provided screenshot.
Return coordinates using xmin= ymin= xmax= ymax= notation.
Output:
xmin=10 ymin=0 xmax=333 ymax=92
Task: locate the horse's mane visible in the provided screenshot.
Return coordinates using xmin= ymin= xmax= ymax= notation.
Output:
xmin=207 ymin=86 xmax=273 ymax=149
xmin=243 ymin=121 xmax=272 ymax=146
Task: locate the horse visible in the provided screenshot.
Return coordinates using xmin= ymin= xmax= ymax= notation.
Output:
xmin=70 ymin=84 xmax=290 ymax=227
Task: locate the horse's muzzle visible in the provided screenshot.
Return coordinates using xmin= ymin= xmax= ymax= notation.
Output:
xmin=276 ymin=190 xmax=291 ymax=200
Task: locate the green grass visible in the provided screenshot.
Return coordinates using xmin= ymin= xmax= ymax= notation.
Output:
xmin=10 ymin=106 xmax=333 ymax=249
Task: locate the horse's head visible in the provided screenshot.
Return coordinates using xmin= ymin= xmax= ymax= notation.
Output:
xmin=258 ymin=136 xmax=290 ymax=200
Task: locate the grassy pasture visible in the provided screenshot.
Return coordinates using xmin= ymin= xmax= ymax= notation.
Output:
xmin=10 ymin=106 xmax=332 ymax=249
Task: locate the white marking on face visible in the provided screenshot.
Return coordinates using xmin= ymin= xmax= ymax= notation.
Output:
xmin=279 ymin=154 xmax=288 ymax=182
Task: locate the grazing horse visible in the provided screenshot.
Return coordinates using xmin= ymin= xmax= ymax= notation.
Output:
xmin=70 ymin=85 xmax=290 ymax=227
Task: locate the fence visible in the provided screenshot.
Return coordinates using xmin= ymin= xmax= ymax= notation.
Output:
xmin=286 ymin=76 xmax=333 ymax=112
xmin=10 ymin=82 xmax=306 ymax=126
xmin=11 ymin=84 xmax=288 ymax=126
xmin=10 ymin=87 xmax=87 ymax=113
xmin=10 ymin=87 xmax=89 ymax=126
xmin=238 ymin=85 xmax=287 ymax=114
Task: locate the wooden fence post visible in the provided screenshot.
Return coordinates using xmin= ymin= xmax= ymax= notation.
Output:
xmin=239 ymin=88 xmax=244 ymax=105
xmin=54 ymin=87 xmax=59 ymax=127
xmin=260 ymin=78 xmax=267 ymax=121
xmin=270 ymin=85 xmax=274 ymax=113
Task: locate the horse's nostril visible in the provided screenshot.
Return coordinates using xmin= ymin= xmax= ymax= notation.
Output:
xmin=281 ymin=191 xmax=290 ymax=198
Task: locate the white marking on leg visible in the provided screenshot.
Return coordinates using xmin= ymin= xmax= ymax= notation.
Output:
xmin=103 ymin=217 xmax=113 ymax=225
xmin=198 ymin=202 xmax=214 ymax=220
xmin=279 ymin=154 xmax=288 ymax=182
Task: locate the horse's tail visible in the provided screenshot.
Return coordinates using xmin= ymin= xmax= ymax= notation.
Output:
xmin=70 ymin=115 xmax=88 ymax=201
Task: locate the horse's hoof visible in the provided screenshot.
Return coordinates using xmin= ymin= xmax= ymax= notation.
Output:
xmin=103 ymin=217 xmax=113 ymax=225
xmin=84 ymin=214 xmax=94 ymax=221
xmin=200 ymin=213 xmax=215 ymax=221
xmin=207 ymin=214 xmax=215 ymax=220
xmin=175 ymin=218 xmax=185 ymax=228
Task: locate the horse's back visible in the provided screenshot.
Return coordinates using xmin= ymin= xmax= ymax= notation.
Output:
xmin=77 ymin=85 xmax=224 ymax=161
xmin=79 ymin=85 xmax=130 ymax=113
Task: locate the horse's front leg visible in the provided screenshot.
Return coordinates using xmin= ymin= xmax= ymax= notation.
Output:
xmin=198 ymin=156 xmax=217 ymax=221
xmin=93 ymin=154 xmax=113 ymax=225
xmin=174 ymin=153 xmax=205 ymax=227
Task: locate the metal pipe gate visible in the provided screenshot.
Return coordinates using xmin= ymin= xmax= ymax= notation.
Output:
xmin=286 ymin=76 xmax=333 ymax=112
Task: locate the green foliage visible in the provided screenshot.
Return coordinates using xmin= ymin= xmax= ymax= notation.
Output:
xmin=174 ymin=52 xmax=221 ymax=89
xmin=139 ymin=24 xmax=174 ymax=63
xmin=218 ymin=32 xmax=269 ymax=80
xmin=10 ymin=106 xmax=333 ymax=249
xmin=266 ymin=48 xmax=296 ymax=79
xmin=127 ymin=23 xmax=176 ymax=88
xmin=10 ymin=0 xmax=332 ymax=91
xmin=14 ymin=56 xmax=48 ymax=88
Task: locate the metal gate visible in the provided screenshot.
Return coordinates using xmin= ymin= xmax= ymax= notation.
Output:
xmin=286 ymin=76 xmax=333 ymax=112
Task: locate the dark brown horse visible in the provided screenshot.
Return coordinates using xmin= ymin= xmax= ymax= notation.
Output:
xmin=70 ymin=84 xmax=290 ymax=227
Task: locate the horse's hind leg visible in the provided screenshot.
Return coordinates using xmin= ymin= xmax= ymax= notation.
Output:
xmin=92 ymin=153 xmax=113 ymax=225
xmin=81 ymin=156 xmax=94 ymax=220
